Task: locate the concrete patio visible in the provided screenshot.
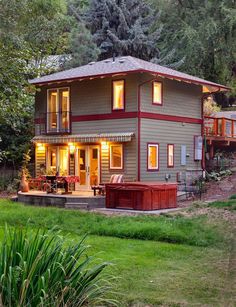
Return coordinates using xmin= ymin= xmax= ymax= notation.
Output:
xmin=18 ymin=191 xmax=105 ymax=210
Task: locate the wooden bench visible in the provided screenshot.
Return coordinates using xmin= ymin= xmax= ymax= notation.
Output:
xmin=91 ymin=174 xmax=124 ymax=196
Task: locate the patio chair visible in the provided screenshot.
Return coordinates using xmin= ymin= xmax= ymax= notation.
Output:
xmin=28 ymin=176 xmax=49 ymax=191
xmin=91 ymin=174 xmax=124 ymax=196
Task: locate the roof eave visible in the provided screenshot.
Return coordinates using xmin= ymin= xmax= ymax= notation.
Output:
xmin=29 ymin=68 xmax=230 ymax=93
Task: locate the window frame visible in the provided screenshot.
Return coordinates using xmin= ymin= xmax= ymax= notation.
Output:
xmin=46 ymin=145 xmax=69 ymax=175
xmin=109 ymin=143 xmax=124 ymax=170
xmin=147 ymin=143 xmax=159 ymax=171
xmin=112 ymin=79 xmax=125 ymax=112
xmin=46 ymin=87 xmax=70 ymax=134
xmin=152 ymin=81 xmax=163 ymax=106
xmin=167 ymin=144 xmax=174 ymax=168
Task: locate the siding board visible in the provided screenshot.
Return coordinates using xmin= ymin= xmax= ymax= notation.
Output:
xmin=140 ymin=74 xmax=202 ymax=119
xmin=140 ymin=118 xmax=202 ymax=182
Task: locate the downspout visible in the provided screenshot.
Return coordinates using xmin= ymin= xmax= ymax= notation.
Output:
xmin=137 ymin=76 xmax=159 ymax=181
xmin=201 ymin=95 xmax=206 ymax=171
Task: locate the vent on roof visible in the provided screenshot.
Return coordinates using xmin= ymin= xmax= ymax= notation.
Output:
xmin=88 ymin=61 xmax=96 ymax=65
xmin=119 ymin=58 xmax=126 ymax=63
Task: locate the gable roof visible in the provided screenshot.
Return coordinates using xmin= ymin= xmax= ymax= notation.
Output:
xmin=29 ymin=56 xmax=230 ymax=93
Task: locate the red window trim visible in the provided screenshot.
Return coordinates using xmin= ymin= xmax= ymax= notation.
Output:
xmin=147 ymin=143 xmax=159 ymax=171
xmin=112 ymin=79 xmax=125 ymax=112
xmin=167 ymin=144 xmax=174 ymax=168
xmin=109 ymin=143 xmax=124 ymax=170
xmin=152 ymin=81 xmax=163 ymax=106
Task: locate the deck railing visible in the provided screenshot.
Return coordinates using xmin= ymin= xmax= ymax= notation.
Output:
xmin=204 ymin=116 xmax=236 ymax=138
xmin=37 ymin=111 xmax=71 ymax=135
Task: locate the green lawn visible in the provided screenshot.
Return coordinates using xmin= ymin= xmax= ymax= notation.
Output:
xmin=0 ymin=199 xmax=235 ymax=306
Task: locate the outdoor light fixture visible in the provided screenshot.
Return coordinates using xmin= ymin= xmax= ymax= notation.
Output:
xmin=37 ymin=143 xmax=45 ymax=151
xmin=68 ymin=142 xmax=75 ymax=153
xmin=101 ymin=141 xmax=109 ymax=150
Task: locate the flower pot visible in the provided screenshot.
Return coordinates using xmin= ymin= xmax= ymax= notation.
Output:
xmin=20 ymin=173 xmax=29 ymax=192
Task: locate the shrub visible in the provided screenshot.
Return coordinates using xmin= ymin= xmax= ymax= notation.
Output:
xmin=0 ymin=226 xmax=115 ymax=306
xmin=229 ymin=194 xmax=236 ymax=200
xmin=208 ymin=200 xmax=236 ymax=211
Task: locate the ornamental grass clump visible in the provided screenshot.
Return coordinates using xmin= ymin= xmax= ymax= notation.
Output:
xmin=0 ymin=226 xmax=115 ymax=307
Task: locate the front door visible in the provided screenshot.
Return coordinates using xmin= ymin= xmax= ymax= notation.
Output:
xmin=75 ymin=146 xmax=100 ymax=190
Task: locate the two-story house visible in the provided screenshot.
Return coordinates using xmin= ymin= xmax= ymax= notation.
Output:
xmin=30 ymin=56 xmax=229 ymax=190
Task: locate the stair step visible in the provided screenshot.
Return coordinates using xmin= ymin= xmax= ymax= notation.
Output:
xmin=11 ymin=196 xmax=18 ymax=202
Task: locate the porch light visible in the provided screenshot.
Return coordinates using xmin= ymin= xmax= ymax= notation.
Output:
xmin=101 ymin=141 xmax=108 ymax=150
xmin=68 ymin=142 xmax=75 ymax=153
xmin=37 ymin=143 xmax=45 ymax=151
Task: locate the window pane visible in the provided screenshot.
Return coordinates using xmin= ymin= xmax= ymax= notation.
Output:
xmin=113 ymin=80 xmax=124 ymax=110
xmin=48 ymin=147 xmax=57 ymax=175
xmin=48 ymin=90 xmax=58 ymax=130
xmin=148 ymin=145 xmax=158 ymax=169
xmin=168 ymin=145 xmax=174 ymax=167
xmin=153 ymin=82 xmax=162 ymax=104
xmin=110 ymin=145 xmax=123 ymax=169
xmin=59 ymin=89 xmax=70 ymax=131
xmin=59 ymin=148 xmax=68 ymax=175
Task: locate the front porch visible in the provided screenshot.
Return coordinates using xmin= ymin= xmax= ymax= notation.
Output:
xmin=18 ymin=190 xmax=105 ymax=210
xmin=33 ymin=132 xmax=135 ymax=187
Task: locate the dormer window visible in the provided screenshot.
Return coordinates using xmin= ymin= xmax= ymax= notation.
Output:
xmin=112 ymin=80 xmax=125 ymax=111
xmin=152 ymin=81 xmax=163 ymax=105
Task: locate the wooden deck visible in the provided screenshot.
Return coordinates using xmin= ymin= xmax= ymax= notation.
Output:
xmin=204 ymin=116 xmax=236 ymax=146
xmin=18 ymin=191 xmax=105 ymax=209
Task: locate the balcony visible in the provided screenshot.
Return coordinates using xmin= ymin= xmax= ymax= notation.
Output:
xmin=204 ymin=116 xmax=236 ymax=145
xmin=37 ymin=111 xmax=71 ymax=135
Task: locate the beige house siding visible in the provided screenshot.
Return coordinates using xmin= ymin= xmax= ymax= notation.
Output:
xmin=71 ymin=74 xmax=138 ymax=115
xmin=72 ymin=118 xmax=138 ymax=182
xmin=34 ymin=71 xmax=203 ymax=183
xmin=72 ymin=118 xmax=137 ymax=134
xmin=35 ymin=146 xmax=46 ymax=177
xmin=140 ymin=118 xmax=202 ymax=182
xmin=140 ymin=74 xmax=202 ymax=119
xmin=101 ymin=140 xmax=137 ymax=182
xmin=35 ymin=74 xmax=139 ymax=118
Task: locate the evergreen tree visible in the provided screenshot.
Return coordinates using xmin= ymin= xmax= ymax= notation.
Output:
xmin=155 ymin=0 xmax=236 ymax=105
xmin=70 ymin=0 xmax=162 ymax=62
xmin=66 ymin=22 xmax=100 ymax=68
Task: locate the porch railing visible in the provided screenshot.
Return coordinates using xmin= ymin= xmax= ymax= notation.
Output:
xmin=37 ymin=111 xmax=71 ymax=135
xmin=204 ymin=116 xmax=236 ymax=138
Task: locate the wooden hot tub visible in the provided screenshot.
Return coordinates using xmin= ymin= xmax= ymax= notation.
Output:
xmin=105 ymin=182 xmax=177 ymax=210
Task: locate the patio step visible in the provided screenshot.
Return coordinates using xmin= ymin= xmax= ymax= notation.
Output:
xmin=11 ymin=196 xmax=18 ymax=202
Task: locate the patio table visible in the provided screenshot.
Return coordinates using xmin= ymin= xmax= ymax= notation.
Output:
xmin=39 ymin=175 xmax=79 ymax=194
xmin=56 ymin=176 xmax=80 ymax=194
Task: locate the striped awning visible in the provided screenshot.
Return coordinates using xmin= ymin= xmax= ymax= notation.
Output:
xmin=32 ymin=132 xmax=135 ymax=144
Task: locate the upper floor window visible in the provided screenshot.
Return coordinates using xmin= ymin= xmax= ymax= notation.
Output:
xmin=110 ymin=144 xmax=123 ymax=169
xmin=47 ymin=87 xmax=70 ymax=134
xmin=112 ymin=80 xmax=125 ymax=111
xmin=167 ymin=144 xmax=174 ymax=167
xmin=152 ymin=81 xmax=163 ymax=105
xmin=147 ymin=143 xmax=159 ymax=170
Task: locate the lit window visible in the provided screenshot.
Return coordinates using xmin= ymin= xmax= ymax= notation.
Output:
xmin=167 ymin=144 xmax=174 ymax=167
xmin=153 ymin=82 xmax=162 ymax=105
xmin=47 ymin=88 xmax=70 ymax=133
xmin=47 ymin=146 xmax=68 ymax=175
xmin=148 ymin=144 xmax=159 ymax=170
xmin=112 ymin=80 xmax=125 ymax=110
xmin=110 ymin=144 xmax=123 ymax=169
